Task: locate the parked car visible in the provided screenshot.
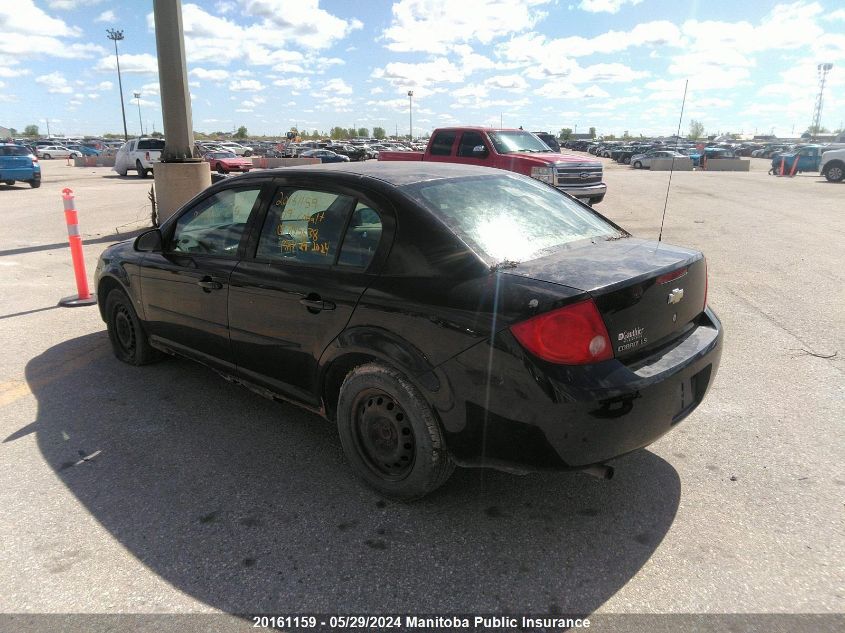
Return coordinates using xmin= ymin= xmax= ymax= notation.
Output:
xmin=300 ymin=149 xmax=350 ymax=163
xmin=95 ymin=162 xmax=722 ymax=500
xmin=65 ymin=144 xmax=101 ymax=156
xmin=216 ymin=141 xmax=252 ymax=156
xmin=36 ymin=145 xmax=77 ymax=159
xmin=114 ymin=138 xmax=166 ymax=178
xmin=532 ymin=132 xmax=561 ymax=152
xmin=631 ymin=150 xmax=686 ymax=169
xmin=0 ymin=143 xmax=41 ymax=188
xmin=203 ymin=151 xmax=253 ymax=174
xmin=820 ymin=148 xmax=845 ymax=182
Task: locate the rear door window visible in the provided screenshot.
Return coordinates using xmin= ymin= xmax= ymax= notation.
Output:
xmin=1 ymin=146 xmax=31 ymax=156
xmin=255 ymin=188 xmax=354 ymax=265
xmin=430 ymin=131 xmax=457 ymax=156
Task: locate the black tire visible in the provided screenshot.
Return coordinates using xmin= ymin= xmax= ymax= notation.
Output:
xmin=216 ymin=163 xmax=228 ymax=174
xmin=824 ymin=162 xmax=844 ymax=183
xmin=633 ymin=160 xmax=642 ymax=169
xmin=69 ymin=153 xmax=78 ymax=159
xmin=28 ymin=179 xmax=41 ymax=188
xmin=105 ymin=289 xmax=161 ymax=365
xmin=243 ymin=150 xmax=252 ymax=157
xmin=336 ymin=363 xmax=455 ymax=501
xmin=43 ymin=153 xmax=51 ymax=160
xmin=136 ymin=160 xmax=148 ymax=178
xmin=623 ymin=156 xmax=631 ymax=164
xmin=4 ymin=180 xmax=14 ymax=186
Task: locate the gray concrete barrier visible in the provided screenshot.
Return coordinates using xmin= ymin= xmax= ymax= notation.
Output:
xmin=251 ymin=157 xmax=321 ymax=168
xmin=702 ymin=159 xmax=751 ymax=171
xmin=650 ymin=158 xmax=694 ymax=171
xmin=73 ymin=155 xmax=116 ymax=167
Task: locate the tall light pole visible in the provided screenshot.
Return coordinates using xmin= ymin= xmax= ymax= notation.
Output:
xmin=810 ymin=63 xmax=833 ymax=141
xmin=407 ymin=90 xmax=413 ymax=141
xmin=133 ymin=92 xmax=144 ymax=136
xmin=106 ymin=28 xmax=129 ymax=141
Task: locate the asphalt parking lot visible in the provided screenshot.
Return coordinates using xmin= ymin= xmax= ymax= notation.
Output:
xmin=0 ymin=159 xmax=842 ymax=621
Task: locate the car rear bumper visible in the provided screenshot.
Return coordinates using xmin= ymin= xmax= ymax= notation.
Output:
xmin=0 ymin=167 xmax=39 ymax=181
xmin=434 ymin=308 xmax=723 ymax=472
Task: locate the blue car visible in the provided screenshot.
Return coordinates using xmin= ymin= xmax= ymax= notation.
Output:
xmin=0 ymin=144 xmax=41 ymax=188
xmin=66 ymin=144 xmax=101 ymax=156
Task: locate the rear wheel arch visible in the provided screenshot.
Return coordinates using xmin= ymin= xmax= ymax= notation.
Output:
xmin=319 ymin=328 xmax=442 ymax=419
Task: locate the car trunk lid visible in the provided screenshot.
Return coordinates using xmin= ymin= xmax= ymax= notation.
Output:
xmin=505 ymin=237 xmax=706 ymax=360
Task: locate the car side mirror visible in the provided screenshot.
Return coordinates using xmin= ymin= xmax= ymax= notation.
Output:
xmin=134 ymin=228 xmax=163 ymax=253
xmin=472 ymin=145 xmax=489 ymax=158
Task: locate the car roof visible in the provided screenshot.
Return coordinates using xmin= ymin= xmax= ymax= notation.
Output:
xmin=274 ymin=161 xmax=509 ymax=186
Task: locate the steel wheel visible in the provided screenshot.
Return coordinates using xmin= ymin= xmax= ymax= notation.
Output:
xmin=352 ymin=389 xmax=415 ymax=479
xmin=113 ymin=304 xmax=137 ymax=357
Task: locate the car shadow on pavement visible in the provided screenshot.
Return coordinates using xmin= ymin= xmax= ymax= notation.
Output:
xmin=18 ymin=332 xmax=681 ymax=615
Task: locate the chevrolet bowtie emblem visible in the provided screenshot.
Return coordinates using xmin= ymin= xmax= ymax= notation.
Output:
xmin=667 ymin=288 xmax=684 ymax=304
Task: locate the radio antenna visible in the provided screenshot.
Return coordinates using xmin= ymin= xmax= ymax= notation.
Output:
xmin=658 ymin=79 xmax=688 ymax=243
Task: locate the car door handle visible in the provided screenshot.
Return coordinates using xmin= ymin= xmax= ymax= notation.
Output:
xmin=299 ymin=296 xmax=336 ymax=312
xmin=197 ymin=278 xmax=223 ymax=291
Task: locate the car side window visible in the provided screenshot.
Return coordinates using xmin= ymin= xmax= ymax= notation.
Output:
xmin=170 ymin=187 xmax=261 ymax=257
xmin=430 ymin=131 xmax=457 ymax=156
xmin=255 ymin=188 xmax=353 ymax=265
xmin=338 ymin=203 xmax=383 ymax=269
xmin=457 ymin=132 xmax=485 ymax=157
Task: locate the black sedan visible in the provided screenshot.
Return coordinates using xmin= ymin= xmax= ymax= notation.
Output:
xmin=95 ymin=162 xmax=722 ymax=500
xmin=300 ymin=149 xmax=350 ymax=163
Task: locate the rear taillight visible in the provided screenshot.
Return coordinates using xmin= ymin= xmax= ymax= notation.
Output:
xmin=510 ymin=298 xmax=613 ymax=365
xmin=145 ymin=151 xmax=150 ymax=160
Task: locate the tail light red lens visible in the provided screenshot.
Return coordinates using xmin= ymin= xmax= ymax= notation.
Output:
xmin=510 ymin=298 xmax=613 ymax=365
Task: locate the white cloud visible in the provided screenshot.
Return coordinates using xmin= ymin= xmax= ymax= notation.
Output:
xmin=5 ymin=1 xmax=80 ymax=36
xmin=320 ymin=78 xmax=353 ymax=95
xmin=501 ymin=20 xmax=682 ymax=62
xmin=229 ymin=79 xmax=264 ymax=91
xmin=95 ymin=10 xmax=116 ymax=23
xmin=484 ymin=74 xmax=529 ymax=92
xmin=383 ymin=0 xmax=552 ymax=53
xmin=0 ymin=66 xmax=30 ymax=78
xmin=190 ymin=67 xmax=230 ymax=81
xmin=95 ymin=80 xmax=112 ymax=90
xmin=273 ymin=77 xmax=312 ymax=89
xmin=48 ymin=0 xmax=104 ymax=8
xmin=826 ymin=8 xmax=845 ymax=21
xmin=373 ymin=58 xmax=464 ymax=94
xmin=35 ymin=71 xmax=73 ymax=94
xmin=578 ymin=0 xmax=642 ymax=14
xmin=95 ymin=53 xmax=159 ymax=74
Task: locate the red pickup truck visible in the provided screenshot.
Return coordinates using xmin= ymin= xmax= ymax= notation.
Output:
xmin=378 ymin=127 xmax=606 ymax=204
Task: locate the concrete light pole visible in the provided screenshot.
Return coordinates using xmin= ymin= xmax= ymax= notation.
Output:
xmin=152 ymin=0 xmax=209 ymax=222
xmin=106 ymin=29 xmax=129 ymax=141
xmin=133 ymin=92 xmax=143 ymax=136
xmin=407 ymin=90 xmax=414 ymax=141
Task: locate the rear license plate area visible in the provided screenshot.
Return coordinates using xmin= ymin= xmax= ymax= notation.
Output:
xmin=671 ymin=365 xmax=712 ymax=424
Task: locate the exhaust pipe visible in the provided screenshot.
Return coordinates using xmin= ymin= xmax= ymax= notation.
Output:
xmin=582 ymin=464 xmax=614 ymax=480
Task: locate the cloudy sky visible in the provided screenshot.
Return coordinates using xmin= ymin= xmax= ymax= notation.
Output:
xmin=1 ymin=0 xmax=844 ymax=138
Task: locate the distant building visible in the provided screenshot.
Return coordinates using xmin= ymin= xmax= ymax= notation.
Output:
xmin=0 ymin=126 xmax=12 ymax=138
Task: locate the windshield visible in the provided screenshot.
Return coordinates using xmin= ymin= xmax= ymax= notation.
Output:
xmin=488 ymin=131 xmax=551 ymax=154
xmin=210 ymin=152 xmax=237 ymax=158
xmin=406 ymin=173 xmax=623 ymax=263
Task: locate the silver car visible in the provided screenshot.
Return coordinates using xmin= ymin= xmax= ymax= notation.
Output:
xmin=631 ymin=150 xmax=686 ymax=169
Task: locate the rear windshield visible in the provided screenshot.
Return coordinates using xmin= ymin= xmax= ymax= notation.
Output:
xmin=1 ymin=146 xmax=32 ymax=156
xmin=138 ymin=139 xmax=165 ymax=150
xmin=406 ymin=174 xmax=623 ymax=263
